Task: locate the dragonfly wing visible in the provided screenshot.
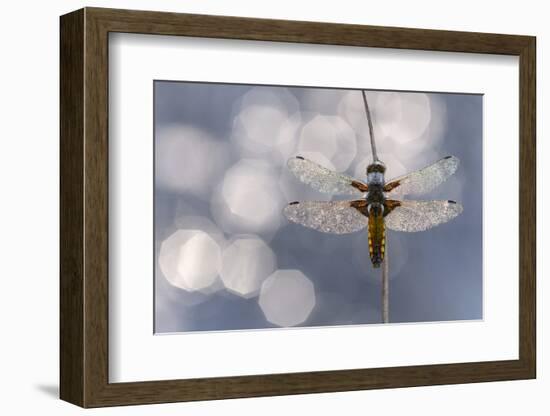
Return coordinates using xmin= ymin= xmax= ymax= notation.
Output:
xmin=384 ymin=156 xmax=459 ymax=197
xmin=384 ymin=199 xmax=463 ymax=232
xmin=284 ymin=200 xmax=368 ymax=234
xmin=288 ymin=156 xmax=368 ymax=195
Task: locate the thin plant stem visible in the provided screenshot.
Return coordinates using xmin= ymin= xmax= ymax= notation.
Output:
xmin=361 ymin=90 xmax=389 ymax=323
xmin=361 ymin=90 xmax=379 ymax=163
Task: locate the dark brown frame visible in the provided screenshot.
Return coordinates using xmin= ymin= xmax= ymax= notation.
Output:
xmin=60 ymin=7 xmax=536 ymax=408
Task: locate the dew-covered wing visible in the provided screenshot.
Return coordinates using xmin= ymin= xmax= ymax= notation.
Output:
xmin=284 ymin=200 xmax=368 ymax=234
xmin=384 ymin=199 xmax=463 ymax=232
xmin=287 ymin=156 xmax=368 ymax=195
xmin=384 ymin=156 xmax=459 ymax=197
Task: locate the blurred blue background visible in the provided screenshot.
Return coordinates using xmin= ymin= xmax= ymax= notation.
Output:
xmin=154 ymin=81 xmax=482 ymax=333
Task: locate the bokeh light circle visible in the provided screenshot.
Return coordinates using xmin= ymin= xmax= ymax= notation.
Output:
xmin=211 ymin=158 xmax=286 ymax=235
xmin=155 ymin=125 xmax=231 ymax=199
xmin=221 ymin=235 xmax=277 ymax=298
xmin=259 ymin=269 xmax=316 ymax=327
xmin=297 ymin=115 xmax=357 ymax=171
xmin=159 ymin=218 xmax=225 ymax=292
xmin=231 ymin=87 xmax=301 ymax=165
xmin=338 ymin=90 xmax=447 ymax=164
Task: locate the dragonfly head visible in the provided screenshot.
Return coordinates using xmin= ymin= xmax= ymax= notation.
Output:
xmin=366 ymin=160 xmax=386 ymax=186
xmin=366 ymin=160 xmax=386 ymax=174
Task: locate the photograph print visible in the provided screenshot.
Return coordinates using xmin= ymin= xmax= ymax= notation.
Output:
xmin=154 ymin=81 xmax=482 ymax=333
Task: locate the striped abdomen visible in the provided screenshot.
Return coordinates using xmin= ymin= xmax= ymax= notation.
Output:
xmin=367 ymin=205 xmax=386 ymax=268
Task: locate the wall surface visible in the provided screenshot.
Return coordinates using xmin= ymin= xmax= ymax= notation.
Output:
xmin=0 ymin=0 xmax=545 ymax=414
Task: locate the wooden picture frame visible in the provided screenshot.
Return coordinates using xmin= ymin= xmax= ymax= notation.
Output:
xmin=60 ymin=7 xmax=536 ymax=408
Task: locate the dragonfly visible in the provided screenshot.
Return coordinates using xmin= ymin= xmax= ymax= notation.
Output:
xmin=283 ymin=155 xmax=463 ymax=268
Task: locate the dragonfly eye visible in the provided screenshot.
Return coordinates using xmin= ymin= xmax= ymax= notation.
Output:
xmin=366 ymin=160 xmax=386 ymax=174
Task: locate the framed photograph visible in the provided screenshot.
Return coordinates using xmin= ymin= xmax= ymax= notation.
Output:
xmin=60 ymin=7 xmax=536 ymax=408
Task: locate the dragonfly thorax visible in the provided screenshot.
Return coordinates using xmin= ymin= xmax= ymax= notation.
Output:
xmin=366 ymin=186 xmax=386 ymax=209
xmin=366 ymin=161 xmax=386 ymax=207
xmin=367 ymin=171 xmax=384 ymax=186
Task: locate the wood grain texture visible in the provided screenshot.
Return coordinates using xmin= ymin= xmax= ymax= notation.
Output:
xmin=518 ymin=38 xmax=536 ymax=376
xmin=83 ymin=10 xmax=110 ymax=406
xmin=59 ymin=8 xmax=84 ymax=407
xmin=59 ymin=7 xmax=537 ymax=408
xmin=87 ymin=7 xmax=532 ymax=54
